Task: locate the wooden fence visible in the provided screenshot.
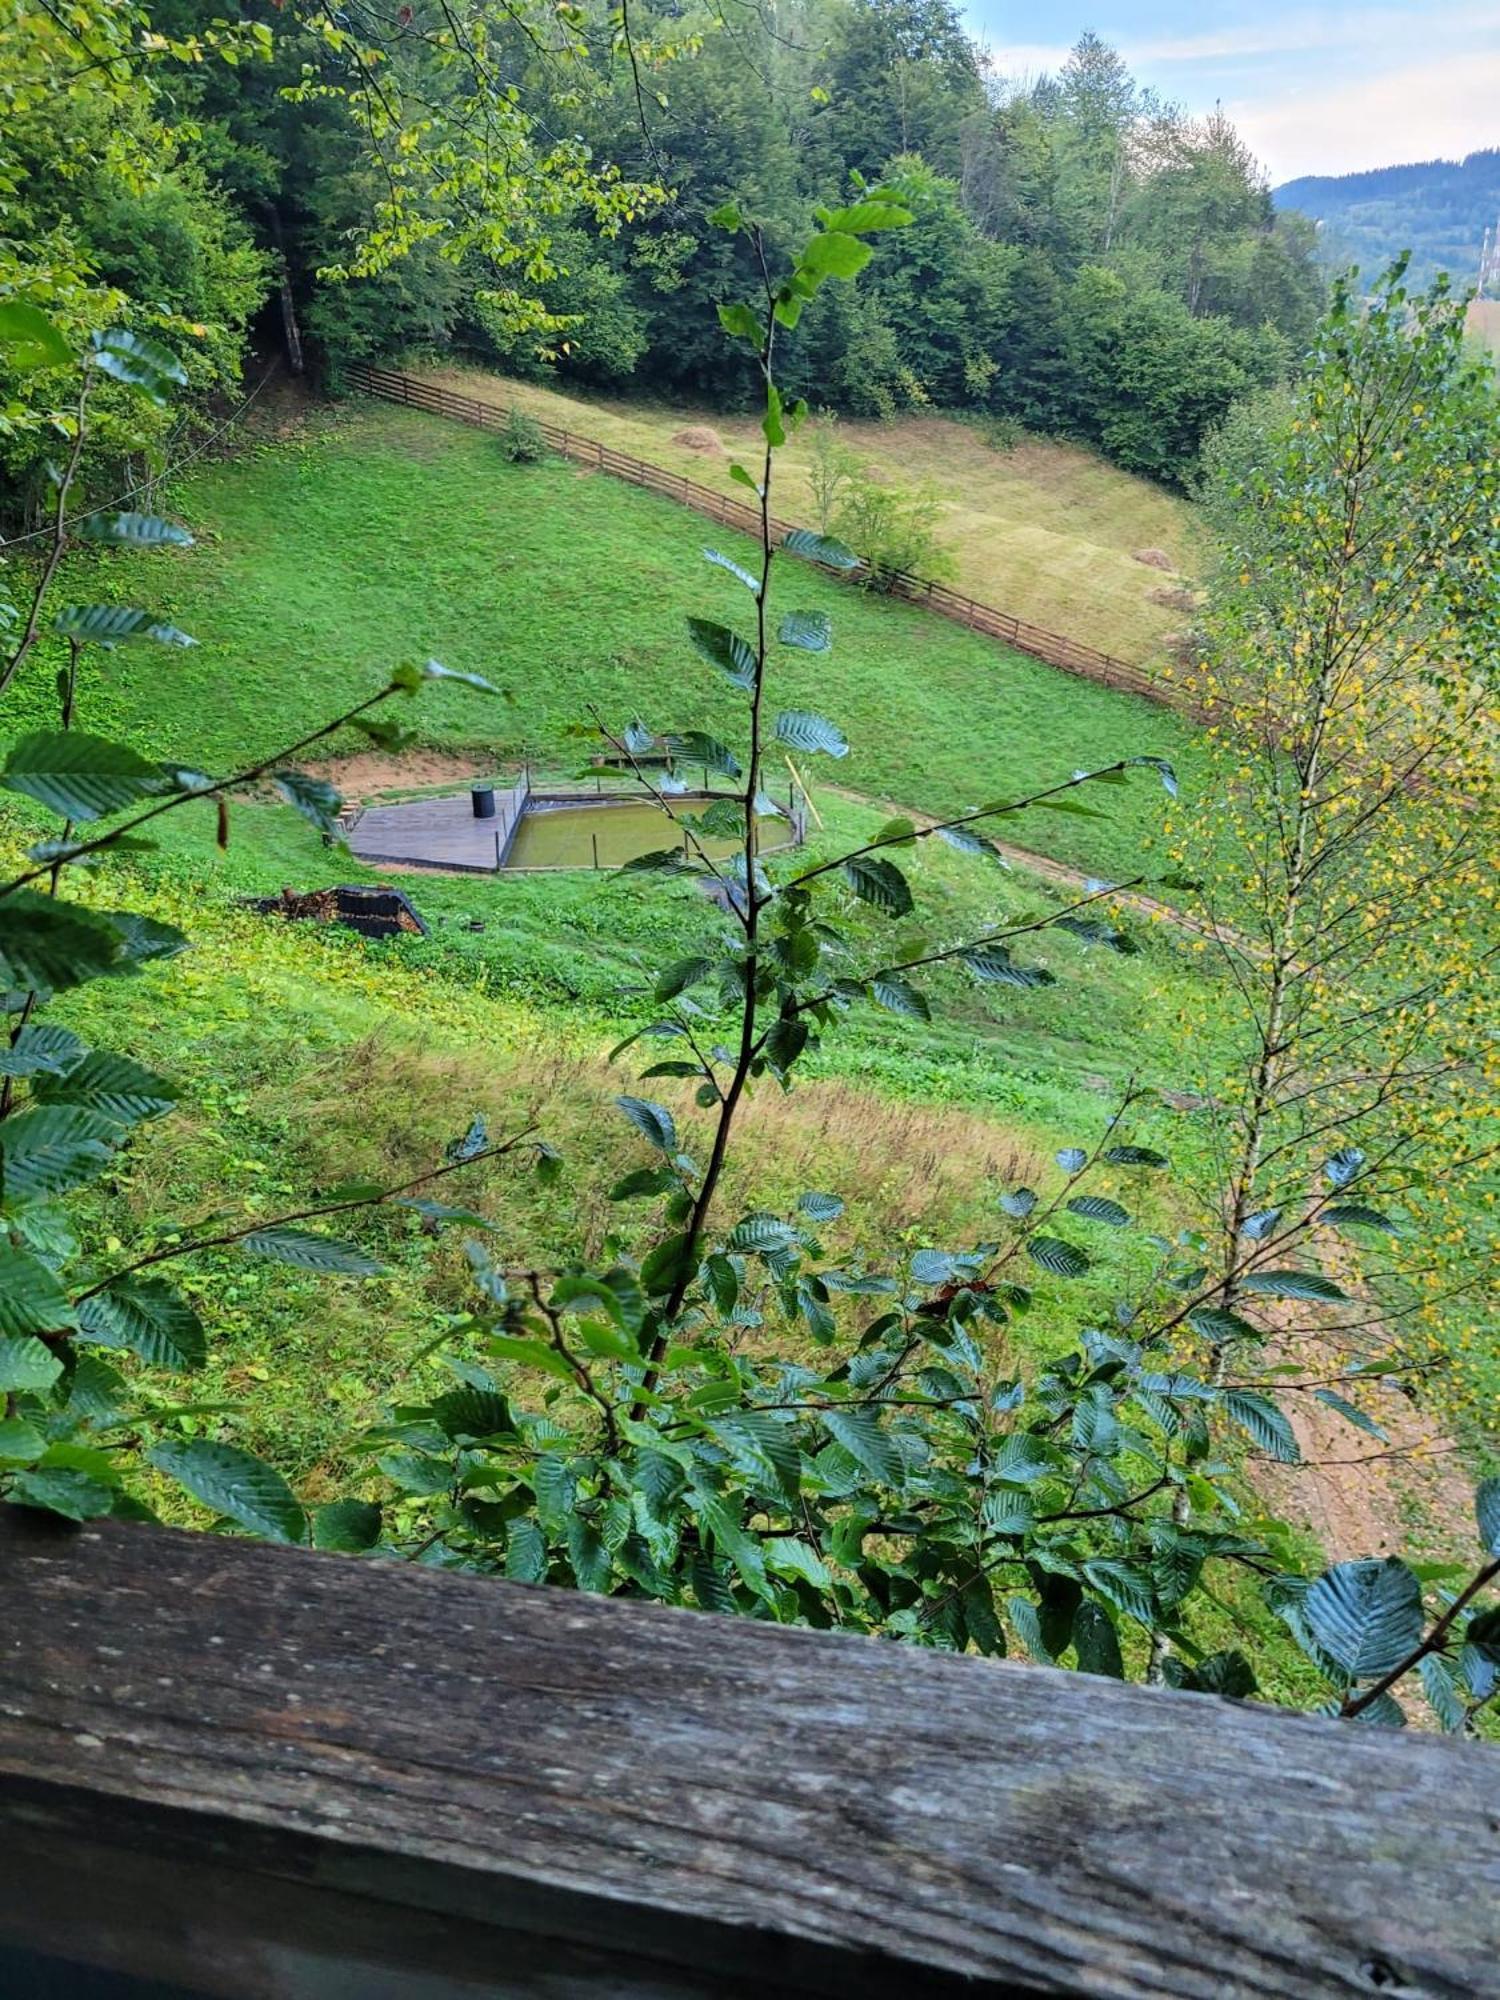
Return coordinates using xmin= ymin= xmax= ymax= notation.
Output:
xmin=343 ymin=363 xmax=1172 ymax=710
xmin=1 ymin=1508 xmax=1496 ymax=1999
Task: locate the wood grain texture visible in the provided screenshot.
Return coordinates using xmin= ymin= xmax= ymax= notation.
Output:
xmin=0 ymin=1509 xmax=1495 ymax=2000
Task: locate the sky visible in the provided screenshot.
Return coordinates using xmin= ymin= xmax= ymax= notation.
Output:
xmin=961 ymin=3 xmax=1500 ymax=183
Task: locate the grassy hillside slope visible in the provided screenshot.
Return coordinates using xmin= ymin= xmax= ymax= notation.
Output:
xmin=18 ymin=404 xmax=1203 ymax=884
xmin=419 ymin=365 xmax=1200 ymax=667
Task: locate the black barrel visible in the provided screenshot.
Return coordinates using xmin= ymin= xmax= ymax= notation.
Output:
xmin=471 ymin=783 xmax=496 ymax=820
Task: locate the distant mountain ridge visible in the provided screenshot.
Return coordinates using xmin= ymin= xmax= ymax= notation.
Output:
xmin=1273 ymin=150 xmax=1500 ymax=291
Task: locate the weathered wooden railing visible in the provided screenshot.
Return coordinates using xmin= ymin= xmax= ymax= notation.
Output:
xmin=342 ymin=362 xmax=1174 ymax=712
xmin=1 ymin=1509 xmax=1495 ymax=1998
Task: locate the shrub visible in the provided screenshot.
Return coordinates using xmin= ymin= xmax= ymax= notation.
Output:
xmin=497 ymin=405 xmax=547 ymax=464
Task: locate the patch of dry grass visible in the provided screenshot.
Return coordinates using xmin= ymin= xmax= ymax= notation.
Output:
xmin=419 ymin=363 xmax=1201 ymax=666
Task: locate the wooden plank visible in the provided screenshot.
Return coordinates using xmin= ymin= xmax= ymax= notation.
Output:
xmin=0 ymin=1511 xmax=1496 ymax=2000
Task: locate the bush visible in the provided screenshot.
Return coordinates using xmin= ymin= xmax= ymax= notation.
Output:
xmin=833 ymin=473 xmax=954 ymax=586
xmin=498 ymin=405 xmax=547 ymax=464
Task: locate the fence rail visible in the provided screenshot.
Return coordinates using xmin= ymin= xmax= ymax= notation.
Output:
xmin=343 ymin=363 xmax=1173 ymax=710
xmin=2 ymin=1508 xmax=1496 ymax=1999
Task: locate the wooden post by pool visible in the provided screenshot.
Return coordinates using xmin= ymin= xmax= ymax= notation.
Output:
xmin=494 ymin=829 xmax=501 ymax=869
xmin=592 ymin=832 xmax=599 ymax=870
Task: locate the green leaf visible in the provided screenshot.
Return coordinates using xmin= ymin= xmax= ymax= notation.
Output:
xmin=842 ymin=853 xmax=913 ymax=915
xmin=1006 ymin=1594 xmax=1056 ymax=1664
xmin=107 ymin=909 xmax=189 ymax=971
xmin=728 ymin=462 xmax=760 ymax=494
xmin=869 ymin=974 xmax=930 ymax=1020
xmin=0 ymin=1244 xmax=77 ymax=1337
xmin=52 ymin=606 xmax=194 ymax=648
xmin=1223 ymin=1390 xmax=1300 ymax=1463
xmin=686 ymin=616 xmax=757 ymax=689
xmin=960 ymin=946 xmax=1053 ymax=988
xmin=726 ymin=1212 xmax=795 ymax=1254
xmin=0 ymin=1024 xmax=85 ymax=1079
xmin=0 ymin=1334 xmax=65 ymax=1392
xmin=239 ymin=1227 xmax=385 ymax=1275
xmin=766 ymin=1537 xmax=832 ymax=1588
xmin=149 ymin=1439 xmax=307 ymax=1544
xmin=775 ymin=710 xmax=848 ymax=757
xmin=798 ymin=1191 xmax=845 ymax=1222
xmin=762 ymin=382 xmax=785 ymax=447
xmin=2 ymin=731 xmax=170 ymax=821
xmin=640 ymin=1231 xmax=694 ymax=1298
xmin=817 ymin=199 xmax=914 ymax=234
xmin=506 ymin=1516 xmax=549 ymax=1582
xmin=274 ymin=770 xmax=342 ymax=833
xmin=1066 ymin=1196 xmax=1129 ymax=1226
xmin=707 ymin=201 xmax=742 ymax=232
xmin=1311 ymin=1389 xmax=1388 ymax=1443
xmin=1466 ymin=1607 xmax=1500 ymax=1665
xmin=1181 ymin=1650 xmax=1258 ymax=1699
xmin=78 ymin=1278 xmax=205 ymax=1371
xmin=654 ymin=955 xmax=715 ymax=1002
xmin=1322 ymin=1204 xmax=1399 ymax=1234
xmin=1304 ymin=1559 xmax=1424 ymax=1679
xmin=33 ymin=1049 xmax=176 ymax=1126
xmin=778 ymin=610 xmax=831 ymax=652
xmin=610 ymin=1165 xmax=678 ymax=1200
xmin=702 ymin=548 xmax=760 ymax=595
xmin=11 ymin=1467 xmax=115 ymax=1521
xmin=78 ymin=511 xmax=193 ymax=548
xmin=798 ymin=231 xmax=873 ymax=282
xmin=822 ymin=1406 xmax=901 ymax=1484
xmin=658 ymin=731 xmax=742 ymax=778
xmin=936 ymin=822 xmax=1001 ymax=860
xmin=0 ymin=1103 xmax=116 ymax=1200
xmin=616 ymin=1095 xmax=677 ymax=1153
xmin=708 ymin=1411 xmax=801 ymax=1499
xmin=992 ymin=1432 xmax=1060 ymax=1484
xmin=782 ymin=528 xmax=860 ymax=571
xmin=1083 ymin=1559 xmax=1156 ymax=1627
xmin=1185 ymin=1304 xmax=1259 ymax=1343
xmin=313 ymin=1499 xmax=382 ymax=1552
xmin=1477 ymin=1477 xmax=1500 ymax=1558
xmin=1103 ymin=1145 xmax=1169 ymax=1168
xmin=716 ymin=301 xmax=765 ymax=345
xmin=0 ymin=300 xmax=72 ymax=371
xmin=1240 ymin=1269 xmax=1350 ymax=1304
xmin=1418 ymin=1652 xmax=1466 ymax=1732
xmin=89 ymin=327 xmax=187 ymax=397
xmin=1072 ymin=1599 xmax=1123 ymax=1677
xmin=1026 ymin=1236 xmax=1090 ymax=1278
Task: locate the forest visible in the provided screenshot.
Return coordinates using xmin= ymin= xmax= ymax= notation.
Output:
xmin=2 ymin=0 xmax=1329 ymax=495
xmin=0 ymin=0 xmax=1498 ymax=1763
xmin=1275 ymin=149 xmax=1500 ymax=294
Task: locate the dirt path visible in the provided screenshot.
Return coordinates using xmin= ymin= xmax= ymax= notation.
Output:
xmin=1257 ymin=1328 xmax=1475 ymax=1564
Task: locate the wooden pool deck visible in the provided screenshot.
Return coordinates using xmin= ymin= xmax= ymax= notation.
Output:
xmin=347 ymin=781 xmax=528 ymax=872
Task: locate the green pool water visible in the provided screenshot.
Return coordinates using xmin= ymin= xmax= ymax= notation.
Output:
xmin=504 ymin=797 xmax=787 ymax=871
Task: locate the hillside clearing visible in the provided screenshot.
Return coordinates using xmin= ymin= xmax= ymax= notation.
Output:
xmin=417 ymin=364 xmax=1202 ymax=668
xmin=20 ymin=403 xmax=1203 ymax=884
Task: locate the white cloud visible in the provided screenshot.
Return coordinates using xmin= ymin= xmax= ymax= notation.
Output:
xmin=1229 ymin=47 xmax=1500 ymax=180
xmin=1134 ymin=2 xmax=1500 ymax=68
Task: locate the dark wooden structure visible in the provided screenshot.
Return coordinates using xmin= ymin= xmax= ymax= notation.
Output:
xmin=1 ymin=1510 xmax=1495 ymax=1998
xmin=251 ymin=884 xmax=430 ymax=939
xmin=342 ymin=364 xmax=1174 ymax=712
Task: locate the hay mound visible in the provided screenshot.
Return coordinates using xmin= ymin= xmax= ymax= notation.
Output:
xmin=1147 ymin=585 xmax=1197 ymax=613
xmin=672 ymin=425 xmax=726 ymax=454
xmin=1133 ymin=547 xmax=1175 ymax=571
